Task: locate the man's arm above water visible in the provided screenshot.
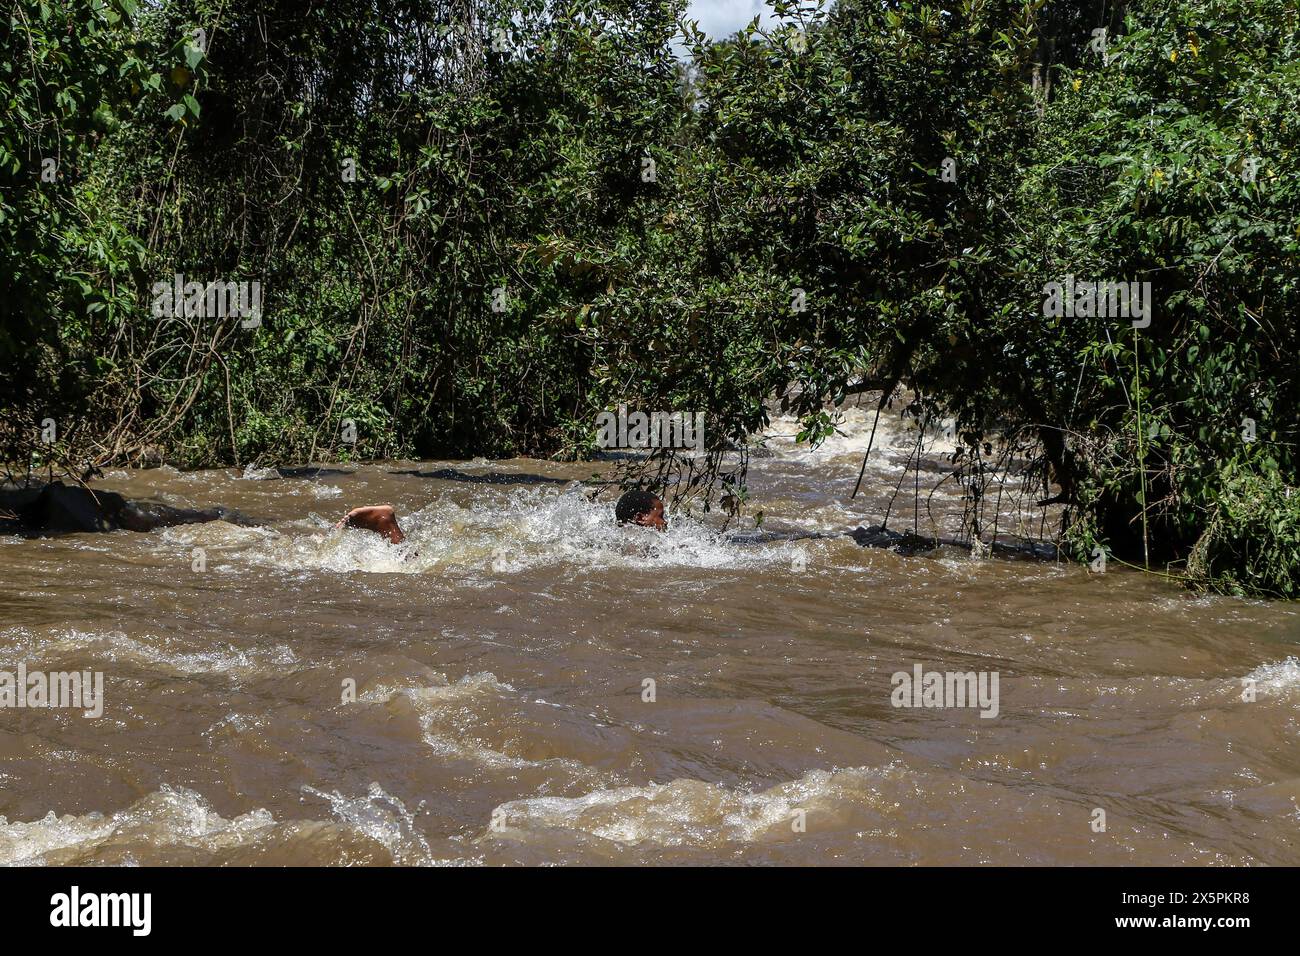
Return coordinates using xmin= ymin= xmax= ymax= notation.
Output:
xmin=336 ymin=505 xmax=406 ymax=544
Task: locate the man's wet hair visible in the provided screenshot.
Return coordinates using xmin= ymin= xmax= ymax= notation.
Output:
xmin=615 ymin=489 xmax=661 ymax=525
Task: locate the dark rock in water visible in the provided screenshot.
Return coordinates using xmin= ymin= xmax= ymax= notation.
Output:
xmin=988 ymin=538 xmax=1060 ymax=562
xmin=892 ymin=531 xmax=939 ymax=557
xmin=845 ymin=523 xmax=1058 ymax=561
xmin=847 ymin=525 xmax=900 ymax=548
xmin=119 ymin=500 xmax=256 ymax=532
xmin=0 ymin=482 xmax=255 ymax=537
xmin=727 ymin=529 xmax=833 ymax=545
xmin=276 ymin=466 xmax=354 ymax=479
xmin=9 ymin=483 xmax=128 ymax=534
xmin=845 ymin=524 xmax=937 ymax=555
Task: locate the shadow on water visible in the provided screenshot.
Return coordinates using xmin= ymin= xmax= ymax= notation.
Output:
xmin=276 ymin=466 xmax=355 ymax=479
xmin=391 ymin=467 xmax=608 ymax=487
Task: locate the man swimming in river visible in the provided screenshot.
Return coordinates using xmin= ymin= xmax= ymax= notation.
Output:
xmin=613 ymin=489 xmax=667 ymax=531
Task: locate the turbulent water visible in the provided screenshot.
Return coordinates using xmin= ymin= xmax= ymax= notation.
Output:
xmin=2 ymin=406 xmax=1298 ymax=866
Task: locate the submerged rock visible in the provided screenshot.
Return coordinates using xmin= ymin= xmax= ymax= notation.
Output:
xmin=846 ymin=523 xmax=1057 ymax=561
xmin=846 ymin=524 xmax=937 ymax=556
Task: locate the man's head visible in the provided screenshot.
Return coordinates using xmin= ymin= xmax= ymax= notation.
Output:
xmin=615 ymin=489 xmax=666 ymax=531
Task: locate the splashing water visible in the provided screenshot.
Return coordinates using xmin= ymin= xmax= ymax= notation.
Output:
xmin=221 ymin=485 xmax=811 ymax=577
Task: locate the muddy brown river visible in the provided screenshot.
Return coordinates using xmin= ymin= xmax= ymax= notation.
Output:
xmin=2 ymin=408 xmax=1297 ymax=865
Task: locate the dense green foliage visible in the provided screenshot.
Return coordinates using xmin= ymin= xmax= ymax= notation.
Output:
xmin=2 ymin=0 xmax=1296 ymax=596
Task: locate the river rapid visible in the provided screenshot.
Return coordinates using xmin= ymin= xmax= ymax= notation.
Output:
xmin=2 ymin=406 xmax=1297 ymax=865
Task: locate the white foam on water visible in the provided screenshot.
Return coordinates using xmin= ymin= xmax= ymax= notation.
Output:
xmin=474 ymin=486 xmax=799 ymax=573
xmin=238 ymin=464 xmax=280 ymax=481
xmin=0 ymin=786 xmax=276 ymax=865
xmin=361 ymin=674 xmax=613 ymax=786
xmin=360 ymin=670 xmax=514 ymax=704
xmin=236 ymin=486 xmax=812 ymax=576
xmin=1244 ymin=657 xmax=1300 ymax=696
xmin=757 ymin=405 xmax=951 ymax=466
xmin=300 ymin=782 xmax=434 ymax=866
xmin=246 ymin=520 xmax=426 ymax=574
xmin=485 ymin=765 xmax=903 ymax=847
xmin=0 ymin=627 xmax=298 ymax=678
xmin=157 ymin=521 xmax=280 ymax=548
